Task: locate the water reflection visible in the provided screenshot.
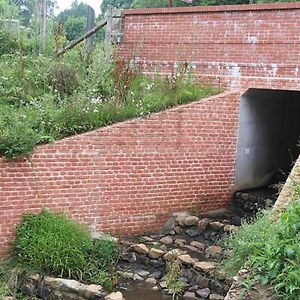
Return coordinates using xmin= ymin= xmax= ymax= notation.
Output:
xmin=122 ymin=281 xmax=176 ymax=300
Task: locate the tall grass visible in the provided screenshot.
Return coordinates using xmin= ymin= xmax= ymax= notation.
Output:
xmin=13 ymin=210 xmax=120 ymax=287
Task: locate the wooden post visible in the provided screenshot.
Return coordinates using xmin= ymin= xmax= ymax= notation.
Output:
xmin=56 ymin=19 xmax=108 ymax=57
xmin=104 ymin=6 xmax=113 ymax=58
xmin=39 ymin=0 xmax=46 ymax=54
xmin=86 ymin=5 xmax=95 ymax=52
xmin=105 ymin=6 xmax=113 ymax=46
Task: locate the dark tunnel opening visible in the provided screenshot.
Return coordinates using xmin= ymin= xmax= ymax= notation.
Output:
xmin=235 ymin=89 xmax=300 ymax=196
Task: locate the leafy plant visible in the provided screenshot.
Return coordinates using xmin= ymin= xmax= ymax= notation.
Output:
xmin=112 ymin=59 xmax=139 ymax=104
xmin=48 ymin=62 xmax=79 ymax=99
xmin=0 ymin=29 xmax=19 ymax=56
xmin=222 ymin=209 xmax=276 ymax=275
xmin=0 ymin=106 xmax=40 ymax=159
xmin=0 ymin=0 xmax=19 ymax=19
xmin=223 ymin=187 xmax=300 ymax=300
xmin=0 ymin=54 xmax=50 ymax=105
xmin=165 ymin=259 xmax=185 ymax=300
xmin=0 ymin=44 xmax=219 ymax=159
xmin=14 ymin=210 xmax=92 ymax=280
xmin=90 ymin=238 xmax=120 ymax=270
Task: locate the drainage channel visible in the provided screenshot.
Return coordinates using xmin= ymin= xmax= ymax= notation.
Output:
xmin=117 ymin=187 xmax=280 ymax=300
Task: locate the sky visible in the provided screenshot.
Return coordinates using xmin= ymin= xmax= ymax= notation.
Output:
xmin=55 ymin=0 xmax=103 ymax=16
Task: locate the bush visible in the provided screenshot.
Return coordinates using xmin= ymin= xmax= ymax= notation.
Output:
xmin=14 ymin=210 xmax=120 ymax=286
xmin=0 ymin=121 xmax=39 ymax=159
xmin=0 ymin=29 xmax=18 ymax=55
xmin=223 ymin=190 xmax=300 ymax=300
xmin=48 ymin=62 xmax=79 ymax=98
xmin=222 ymin=210 xmax=276 ymax=275
xmin=0 ymin=54 xmax=50 ymax=105
xmin=0 ymin=106 xmax=40 ymax=159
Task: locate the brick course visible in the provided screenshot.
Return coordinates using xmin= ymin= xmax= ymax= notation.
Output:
xmin=0 ymin=91 xmax=239 ymax=256
xmin=118 ymin=2 xmax=300 ymax=91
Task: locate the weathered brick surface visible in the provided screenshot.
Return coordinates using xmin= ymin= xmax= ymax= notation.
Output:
xmin=118 ymin=2 xmax=300 ymax=91
xmin=0 ymin=91 xmax=240 ymax=256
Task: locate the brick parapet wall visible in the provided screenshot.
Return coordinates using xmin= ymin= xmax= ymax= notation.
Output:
xmin=118 ymin=3 xmax=300 ymax=91
xmin=0 ymin=91 xmax=240 ymax=256
xmin=123 ymin=2 xmax=300 ymax=15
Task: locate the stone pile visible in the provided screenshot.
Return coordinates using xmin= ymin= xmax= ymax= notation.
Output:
xmin=119 ymin=210 xmax=242 ymax=300
xmin=233 ymin=191 xmax=277 ymax=216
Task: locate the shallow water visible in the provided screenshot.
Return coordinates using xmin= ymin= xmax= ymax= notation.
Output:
xmin=121 ymin=281 xmax=175 ymax=300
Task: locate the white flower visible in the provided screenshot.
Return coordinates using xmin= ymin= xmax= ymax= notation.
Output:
xmin=146 ymin=83 xmax=154 ymax=90
xmin=91 ymin=96 xmax=104 ymax=104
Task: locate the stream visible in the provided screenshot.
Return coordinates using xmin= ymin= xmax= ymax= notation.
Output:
xmin=122 ymin=281 xmax=174 ymax=300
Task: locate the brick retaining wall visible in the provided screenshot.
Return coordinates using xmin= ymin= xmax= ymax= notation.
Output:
xmin=0 ymin=91 xmax=239 ymax=256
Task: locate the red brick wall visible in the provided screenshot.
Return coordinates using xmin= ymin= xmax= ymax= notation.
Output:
xmin=0 ymin=91 xmax=239 ymax=256
xmin=118 ymin=2 xmax=300 ymax=91
xmin=3 ymin=3 xmax=300 ymax=256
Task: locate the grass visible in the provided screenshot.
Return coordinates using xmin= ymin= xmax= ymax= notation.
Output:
xmin=9 ymin=210 xmax=120 ymax=290
xmin=0 ymin=210 xmax=121 ymax=296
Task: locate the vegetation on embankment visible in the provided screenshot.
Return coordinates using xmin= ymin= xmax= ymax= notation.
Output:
xmin=223 ymin=185 xmax=300 ymax=300
xmin=0 ymin=28 xmax=219 ymax=160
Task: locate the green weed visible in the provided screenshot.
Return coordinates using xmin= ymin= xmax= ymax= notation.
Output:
xmin=165 ymin=259 xmax=185 ymax=300
xmin=223 ymin=187 xmax=300 ymax=300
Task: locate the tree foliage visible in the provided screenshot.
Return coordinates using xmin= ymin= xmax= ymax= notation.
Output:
xmin=0 ymin=0 xmax=19 ymax=19
xmin=63 ymin=16 xmax=86 ymax=41
xmin=9 ymin=0 xmax=56 ymax=26
xmin=131 ymin=0 xmax=251 ymax=8
xmin=56 ymin=1 xmax=89 ymax=41
xmin=56 ymin=0 xmax=88 ymax=22
xmin=101 ymin=0 xmax=134 ymax=13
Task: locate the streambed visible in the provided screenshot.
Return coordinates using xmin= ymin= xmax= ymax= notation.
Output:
xmin=122 ymin=281 xmax=173 ymax=300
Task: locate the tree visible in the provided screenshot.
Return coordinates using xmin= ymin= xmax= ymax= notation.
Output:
xmin=130 ymin=0 xmax=165 ymax=8
xmin=63 ymin=16 xmax=86 ymax=41
xmin=100 ymin=0 xmax=133 ymax=14
xmin=56 ymin=0 xmax=88 ymax=22
xmin=56 ymin=1 xmax=89 ymax=41
xmin=130 ymin=0 xmax=252 ymax=8
xmin=10 ymin=0 xmax=56 ymax=26
xmin=0 ymin=0 xmax=19 ymax=19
